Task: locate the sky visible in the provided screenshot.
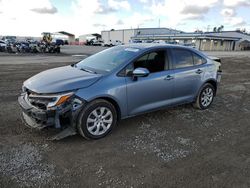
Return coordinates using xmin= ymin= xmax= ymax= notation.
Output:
xmin=0 ymin=0 xmax=249 ymax=37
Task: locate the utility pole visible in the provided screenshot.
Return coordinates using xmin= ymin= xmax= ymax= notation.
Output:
xmin=207 ymin=25 xmax=210 ymax=32
xmin=158 ymin=19 xmax=160 ymax=28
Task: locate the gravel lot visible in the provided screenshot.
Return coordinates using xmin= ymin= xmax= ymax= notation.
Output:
xmin=0 ymin=46 xmax=250 ymax=187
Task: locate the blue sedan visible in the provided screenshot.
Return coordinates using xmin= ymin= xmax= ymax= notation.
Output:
xmin=18 ymin=44 xmax=222 ymax=139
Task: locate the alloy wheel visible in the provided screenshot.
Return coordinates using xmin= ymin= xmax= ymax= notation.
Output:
xmin=201 ymin=87 xmax=214 ymax=107
xmin=86 ymin=107 xmax=113 ymax=136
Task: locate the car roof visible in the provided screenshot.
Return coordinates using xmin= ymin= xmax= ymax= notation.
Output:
xmin=122 ymin=43 xmax=193 ymax=50
xmin=121 ymin=43 xmax=207 ymax=58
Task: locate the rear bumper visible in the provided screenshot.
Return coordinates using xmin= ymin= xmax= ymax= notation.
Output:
xmin=217 ymin=70 xmax=222 ymax=83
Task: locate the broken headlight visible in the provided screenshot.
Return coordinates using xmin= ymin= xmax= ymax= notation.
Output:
xmin=26 ymin=91 xmax=74 ymax=110
xmin=47 ymin=92 xmax=75 ymax=108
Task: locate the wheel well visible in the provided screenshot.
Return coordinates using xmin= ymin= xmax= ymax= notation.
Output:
xmin=95 ymin=97 xmax=121 ymax=120
xmin=206 ymin=80 xmax=217 ymax=94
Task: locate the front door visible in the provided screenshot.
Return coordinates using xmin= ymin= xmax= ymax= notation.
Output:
xmin=125 ymin=50 xmax=175 ymax=115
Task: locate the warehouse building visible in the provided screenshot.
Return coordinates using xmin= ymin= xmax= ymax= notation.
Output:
xmin=54 ymin=31 xmax=75 ymax=44
xmin=79 ymin=33 xmax=102 ymax=45
xmin=132 ymin=32 xmax=240 ymax=51
xmin=205 ymin=31 xmax=250 ymax=50
xmin=101 ymin=28 xmax=182 ymax=44
xmin=102 ymin=28 xmax=250 ymax=51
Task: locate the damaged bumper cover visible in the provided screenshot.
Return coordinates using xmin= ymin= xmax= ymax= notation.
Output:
xmin=18 ymin=92 xmax=85 ymax=140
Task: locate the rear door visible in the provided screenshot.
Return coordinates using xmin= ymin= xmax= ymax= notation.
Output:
xmin=170 ymin=48 xmax=206 ymax=104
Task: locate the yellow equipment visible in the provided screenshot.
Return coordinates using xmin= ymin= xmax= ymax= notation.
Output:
xmin=42 ymin=32 xmax=52 ymax=44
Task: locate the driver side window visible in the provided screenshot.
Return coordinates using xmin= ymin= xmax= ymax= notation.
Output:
xmin=126 ymin=50 xmax=167 ymax=75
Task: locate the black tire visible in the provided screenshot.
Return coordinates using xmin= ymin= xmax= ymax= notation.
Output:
xmin=77 ymin=99 xmax=117 ymax=140
xmin=193 ymin=83 xmax=215 ymax=110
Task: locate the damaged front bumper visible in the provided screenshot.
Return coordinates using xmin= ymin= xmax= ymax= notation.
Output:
xmin=18 ymin=92 xmax=85 ymax=140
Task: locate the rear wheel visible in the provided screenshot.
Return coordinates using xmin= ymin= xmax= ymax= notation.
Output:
xmin=77 ymin=99 xmax=117 ymax=139
xmin=193 ymin=83 xmax=215 ymax=110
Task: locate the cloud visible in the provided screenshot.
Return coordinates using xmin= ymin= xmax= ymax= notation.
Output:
xmin=220 ymin=8 xmax=236 ymax=17
xmin=95 ymin=5 xmax=117 ymax=14
xmin=181 ymin=5 xmax=210 ymax=15
xmin=220 ymin=8 xmax=246 ymax=27
xmin=94 ymin=0 xmax=131 ymax=14
xmin=224 ymin=0 xmax=250 ymax=7
xmin=226 ymin=17 xmax=246 ymax=26
xmin=116 ymin=19 xmax=124 ymax=25
xmin=108 ymin=0 xmax=131 ymax=11
xmin=0 ymin=0 xmax=63 ymax=36
xmin=150 ymin=0 xmax=219 ymax=28
xmin=0 ymin=0 xmax=249 ymax=37
xmin=93 ymin=23 xmax=107 ymax=27
xmin=30 ymin=6 xmax=57 ymax=14
xmin=139 ymin=0 xmax=149 ymax=3
xmin=119 ymin=13 xmax=155 ymax=29
xmin=183 ymin=14 xmax=205 ymax=20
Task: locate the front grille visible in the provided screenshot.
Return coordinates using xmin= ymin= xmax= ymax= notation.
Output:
xmin=29 ymin=98 xmax=49 ymax=110
xmin=26 ymin=90 xmax=56 ymax=110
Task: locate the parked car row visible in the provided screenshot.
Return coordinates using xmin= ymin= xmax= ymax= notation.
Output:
xmin=85 ymin=39 xmax=123 ymax=47
xmin=0 ymin=40 xmax=61 ymax=53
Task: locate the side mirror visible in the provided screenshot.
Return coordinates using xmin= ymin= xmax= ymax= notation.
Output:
xmin=132 ymin=68 xmax=149 ymax=80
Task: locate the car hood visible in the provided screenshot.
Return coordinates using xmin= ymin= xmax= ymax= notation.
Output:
xmin=24 ymin=66 xmax=102 ymax=94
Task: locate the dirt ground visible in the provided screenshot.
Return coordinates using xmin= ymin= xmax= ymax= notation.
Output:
xmin=0 ymin=48 xmax=250 ymax=188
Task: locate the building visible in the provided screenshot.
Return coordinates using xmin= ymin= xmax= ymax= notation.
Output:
xmin=132 ymin=30 xmax=250 ymax=51
xmin=102 ymin=27 xmax=250 ymax=51
xmin=53 ymin=31 xmax=75 ymax=44
xmin=132 ymin=32 xmax=240 ymax=51
xmin=101 ymin=28 xmax=182 ymax=44
xmin=205 ymin=31 xmax=250 ymax=50
xmin=79 ymin=33 xmax=102 ymax=45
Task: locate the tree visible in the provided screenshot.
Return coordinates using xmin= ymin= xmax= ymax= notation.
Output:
xmin=217 ymin=25 xmax=224 ymax=32
xmin=213 ymin=25 xmax=224 ymax=32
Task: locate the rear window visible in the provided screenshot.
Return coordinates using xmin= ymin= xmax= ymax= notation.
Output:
xmin=172 ymin=49 xmax=193 ymax=68
xmin=193 ymin=53 xmax=206 ymax=65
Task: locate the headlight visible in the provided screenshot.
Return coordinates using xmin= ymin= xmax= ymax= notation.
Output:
xmin=47 ymin=92 xmax=74 ymax=108
xmin=26 ymin=91 xmax=74 ymax=110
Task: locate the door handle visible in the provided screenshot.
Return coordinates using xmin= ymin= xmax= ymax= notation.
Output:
xmin=164 ymin=75 xmax=174 ymax=80
xmin=195 ymin=69 xmax=203 ymax=74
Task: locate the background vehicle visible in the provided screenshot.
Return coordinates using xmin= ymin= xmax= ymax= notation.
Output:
xmin=0 ymin=40 xmax=7 ymax=52
xmin=112 ymin=40 xmax=122 ymax=46
xmin=18 ymin=44 xmax=221 ymax=140
xmin=2 ymin=36 xmax=17 ymax=44
xmin=103 ymin=40 xmax=112 ymax=46
xmin=103 ymin=40 xmax=123 ymax=47
xmin=92 ymin=40 xmax=104 ymax=46
xmin=16 ymin=42 xmax=30 ymax=53
xmin=182 ymin=43 xmax=196 ymax=48
xmin=41 ymin=32 xmax=61 ymax=53
xmin=153 ymin=40 xmax=166 ymax=44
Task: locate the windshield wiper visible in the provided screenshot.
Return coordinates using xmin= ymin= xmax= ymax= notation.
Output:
xmin=80 ymin=68 xmax=97 ymax=74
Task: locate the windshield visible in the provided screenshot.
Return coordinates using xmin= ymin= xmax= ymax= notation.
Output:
xmin=75 ymin=46 xmax=140 ymax=73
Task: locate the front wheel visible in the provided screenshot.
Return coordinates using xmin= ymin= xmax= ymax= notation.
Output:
xmin=193 ymin=83 xmax=215 ymax=110
xmin=77 ymin=99 xmax=117 ymax=139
